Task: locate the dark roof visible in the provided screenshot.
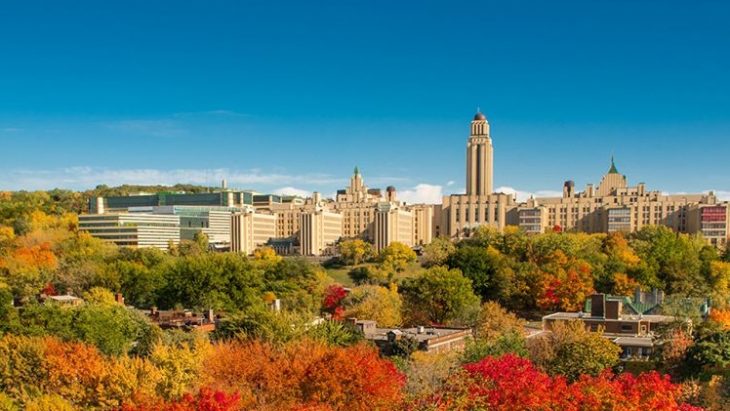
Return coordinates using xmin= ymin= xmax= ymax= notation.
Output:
xmin=473 ymin=112 xmax=486 ymax=121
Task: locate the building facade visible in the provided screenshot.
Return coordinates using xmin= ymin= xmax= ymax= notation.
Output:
xmin=373 ymin=202 xmax=414 ymax=251
xmin=516 ymin=159 xmax=720 ymax=236
xmin=300 ymin=208 xmax=343 ymax=256
xmin=441 ymin=111 xmax=728 ymax=248
xmin=230 ymin=210 xmax=278 ymax=255
xmin=79 ymin=213 xmax=180 ymax=250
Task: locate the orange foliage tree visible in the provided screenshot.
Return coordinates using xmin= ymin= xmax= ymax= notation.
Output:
xmin=201 ymin=339 xmax=404 ymax=410
xmin=537 ymin=252 xmax=594 ymax=311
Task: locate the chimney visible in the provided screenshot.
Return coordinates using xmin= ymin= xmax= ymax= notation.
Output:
xmin=273 ymin=299 xmax=281 ymax=312
xmin=590 ymin=294 xmax=605 ymax=318
xmin=114 ymin=293 xmax=125 ymax=306
xmin=95 ymin=197 xmax=105 ymax=214
xmin=207 ymin=308 xmax=214 ymax=322
xmin=605 ymin=300 xmax=622 ymax=320
xmin=563 ymin=181 xmax=575 ymax=198
xmin=417 ymin=326 xmax=425 ymax=334
xmin=634 ymin=286 xmax=642 ymax=304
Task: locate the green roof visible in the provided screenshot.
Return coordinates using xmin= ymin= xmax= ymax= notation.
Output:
xmin=608 ymin=156 xmax=619 ymax=174
xmin=583 ymin=295 xmax=659 ymax=315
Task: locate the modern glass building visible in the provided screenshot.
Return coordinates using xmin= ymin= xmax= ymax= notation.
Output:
xmin=89 ymin=191 xmax=254 ymax=213
xmin=78 ymin=213 xmax=181 ymax=250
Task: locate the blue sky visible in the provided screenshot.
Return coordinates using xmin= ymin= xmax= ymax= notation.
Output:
xmin=1 ymin=0 xmax=728 ymax=203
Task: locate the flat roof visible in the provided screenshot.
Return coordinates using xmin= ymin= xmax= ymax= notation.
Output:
xmin=543 ymin=312 xmax=674 ymax=322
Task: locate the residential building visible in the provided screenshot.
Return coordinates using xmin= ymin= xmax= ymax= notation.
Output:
xmin=79 ymin=213 xmax=180 ymax=250
xmin=351 ymin=319 xmax=472 ymax=354
xmin=541 ymin=293 xmax=675 ymax=360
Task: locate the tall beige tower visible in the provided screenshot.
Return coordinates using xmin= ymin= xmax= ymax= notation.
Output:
xmin=466 ymin=111 xmax=493 ymax=196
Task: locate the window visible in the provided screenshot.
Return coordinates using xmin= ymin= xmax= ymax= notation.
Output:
xmin=621 ymin=324 xmax=633 ymax=332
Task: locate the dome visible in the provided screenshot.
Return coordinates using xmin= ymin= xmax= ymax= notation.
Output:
xmin=473 ymin=112 xmax=486 ymax=121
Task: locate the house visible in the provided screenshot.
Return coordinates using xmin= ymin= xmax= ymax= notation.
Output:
xmin=145 ymin=307 xmax=217 ymax=332
xmin=350 ymin=319 xmax=472 ymax=354
xmin=541 ymin=293 xmax=675 ymax=360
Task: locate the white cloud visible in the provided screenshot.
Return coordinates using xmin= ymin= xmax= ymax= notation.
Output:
xmin=102 ymin=119 xmax=186 ymax=137
xmin=494 ymin=186 xmax=562 ymax=202
xmin=272 ymin=186 xmax=311 ymax=197
xmin=446 ymin=180 xmax=455 ymax=186
xmin=399 ymin=183 xmax=444 ymax=204
xmin=0 ymin=167 xmax=347 ymax=191
xmin=713 ymin=190 xmax=730 ymax=201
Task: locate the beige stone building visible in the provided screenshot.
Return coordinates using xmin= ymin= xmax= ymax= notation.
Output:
xmin=442 ymin=111 xmax=518 ymax=239
xmin=687 ymin=203 xmax=729 ymax=249
xmin=517 ymin=158 xmax=720 ymax=236
xmin=373 ymin=202 xmax=414 ymax=251
xmin=441 ymin=111 xmax=728 ymax=248
xmin=300 ymin=208 xmax=343 ymax=256
xmin=230 ymin=210 xmax=277 ymax=255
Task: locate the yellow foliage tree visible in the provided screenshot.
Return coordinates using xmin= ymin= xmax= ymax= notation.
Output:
xmin=343 ymin=284 xmax=403 ymax=327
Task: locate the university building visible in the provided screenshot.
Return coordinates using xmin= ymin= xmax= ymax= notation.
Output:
xmin=80 ymin=110 xmax=728 ymax=252
xmin=442 ymin=111 xmax=728 ymax=248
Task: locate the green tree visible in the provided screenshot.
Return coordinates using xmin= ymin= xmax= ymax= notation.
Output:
xmin=460 ymin=332 xmax=527 ymax=364
xmin=422 ymin=237 xmax=455 ymax=268
xmin=213 ymin=307 xmax=308 ymax=344
xmin=682 ymin=330 xmax=730 ymax=378
xmin=305 ymin=320 xmax=363 ymax=347
xmin=401 ymin=266 xmax=480 ymax=326
xmin=447 ymin=245 xmax=511 ymax=302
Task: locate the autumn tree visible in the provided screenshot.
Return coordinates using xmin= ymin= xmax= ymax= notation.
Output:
xmin=200 ymin=340 xmax=404 ymax=410
xmin=338 ymin=239 xmax=373 ymax=266
xmin=343 ymin=284 xmax=402 ymax=327
xmin=418 ymin=354 xmax=700 ymax=411
xmin=528 ymin=320 xmax=620 ymax=381
xmin=378 ymin=242 xmax=416 ymax=274
xmin=474 ymin=301 xmax=526 ymax=343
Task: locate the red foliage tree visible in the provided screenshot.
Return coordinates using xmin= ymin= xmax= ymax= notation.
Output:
xmin=322 ymin=284 xmax=347 ymax=320
xmin=421 ymin=354 xmax=702 ymax=411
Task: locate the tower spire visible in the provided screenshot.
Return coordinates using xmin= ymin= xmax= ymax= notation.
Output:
xmin=608 ymin=156 xmax=619 ymax=174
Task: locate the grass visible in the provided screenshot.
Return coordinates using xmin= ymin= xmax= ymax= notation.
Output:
xmin=323 ymin=261 xmax=425 ymax=288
